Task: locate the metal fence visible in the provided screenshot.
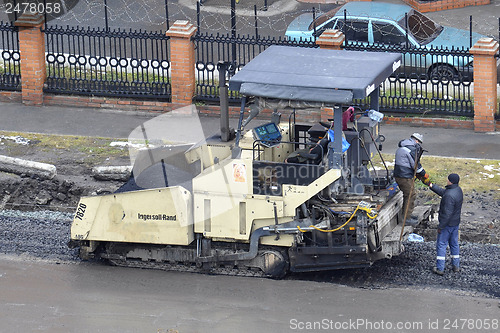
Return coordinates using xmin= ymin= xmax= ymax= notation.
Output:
xmin=345 ymin=41 xmax=474 ymax=117
xmin=43 ymin=25 xmax=171 ymax=100
xmin=193 ymin=32 xmax=318 ymax=102
xmin=1 ymin=19 xmax=496 ymax=119
xmin=0 ymin=21 xmax=21 ymax=91
xmin=193 ymin=33 xmax=478 ymax=117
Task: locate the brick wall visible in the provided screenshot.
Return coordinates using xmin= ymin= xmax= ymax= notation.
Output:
xmin=14 ymin=12 xmax=45 ymax=106
xmin=0 ymin=91 xmax=22 ymax=103
xmin=384 ymin=115 xmax=474 ymax=129
xmin=385 ymin=115 xmax=500 ymax=131
xmin=403 ymin=0 xmax=490 ymax=12
xmin=166 ymin=21 xmax=197 ymax=106
xmin=470 ymin=38 xmax=499 ymax=132
xmin=316 ymin=30 xmax=345 ymax=50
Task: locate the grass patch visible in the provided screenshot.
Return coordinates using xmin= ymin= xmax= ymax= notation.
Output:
xmin=373 ymin=153 xmax=500 ymax=200
xmin=0 ymin=64 xmax=20 ymax=75
xmin=46 ymin=66 xmax=169 ymax=84
xmin=0 ymin=131 xmax=129 ymax=164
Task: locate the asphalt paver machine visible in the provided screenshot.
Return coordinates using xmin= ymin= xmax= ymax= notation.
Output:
xmin=70 ymin=46 xmax=432 ymax=277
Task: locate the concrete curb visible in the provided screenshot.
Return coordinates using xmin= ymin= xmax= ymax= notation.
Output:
xmin=0 ymin=155 xmax=57 ymax=180
xmin=92 ymin=166 xmax=132 ymax=181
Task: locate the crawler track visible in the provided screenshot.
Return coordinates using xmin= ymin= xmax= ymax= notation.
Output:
xmin=108 ymin=258 xmax=268 ymax=278
xmin=100 ymin=242 xmax=289 ymax=278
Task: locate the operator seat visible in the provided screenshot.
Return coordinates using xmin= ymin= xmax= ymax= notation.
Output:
xmin=285 ymin=136 xmax=329 ymax=165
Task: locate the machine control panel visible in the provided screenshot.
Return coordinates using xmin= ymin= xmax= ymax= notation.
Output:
xmin=253 ymin=122 xmax=282 ymax=147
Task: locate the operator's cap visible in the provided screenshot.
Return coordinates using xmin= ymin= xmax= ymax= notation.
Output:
xmin=448 ymin=173 xmax=460 ymax=184
xmin=411 ymin=133 xmax=423 ymax=144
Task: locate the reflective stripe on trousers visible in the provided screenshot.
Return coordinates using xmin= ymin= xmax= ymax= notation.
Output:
xmin=436 ymin=225 xmax=460 ymax=271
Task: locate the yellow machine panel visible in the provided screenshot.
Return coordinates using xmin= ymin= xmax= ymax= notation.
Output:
xmin=192 ymin=156 xmax=342 ymax=245
xmin=71 ymin=186 xmax=194 ymax=246
xmin=185 ymin=143 xmax=232 ymax=170
xmin=193 ymin=158 xmax=253 ymax=240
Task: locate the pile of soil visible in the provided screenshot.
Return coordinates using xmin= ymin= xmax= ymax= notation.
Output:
xmin=0 ymin=134 xmax=127 ymax=211
xmin=0 ymin=173 xmax=122 ymax=211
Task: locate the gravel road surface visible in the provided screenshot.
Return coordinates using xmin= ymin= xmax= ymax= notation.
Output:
xmin=1 ymin=209 xmax=498 ymax=298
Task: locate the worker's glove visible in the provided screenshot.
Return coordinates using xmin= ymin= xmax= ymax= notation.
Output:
xmin=418 ymin=173 xmax=431 ymax=185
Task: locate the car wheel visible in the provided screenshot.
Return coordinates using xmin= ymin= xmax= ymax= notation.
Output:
xmin=429 ymin=64 xmax=459 ymax=81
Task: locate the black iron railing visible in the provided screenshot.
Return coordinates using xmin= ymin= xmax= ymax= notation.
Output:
xmin=345 ymin=41 xmax=474 ymax=116
xmin=193 ymin=32 xmax=318 ymax=102
xmin=43 ymin=25 xmax=171 ymax=100
xmin=0 ymin=22 xmax=21 ymax=91
xmin=193 ymin=32 xmax=478 ymax=117
xmin=2 ymin=19 xmax=495 ymax=119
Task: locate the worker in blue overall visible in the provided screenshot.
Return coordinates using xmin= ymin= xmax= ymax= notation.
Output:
xmin=428 ymin=173 xmax=463 ymax=275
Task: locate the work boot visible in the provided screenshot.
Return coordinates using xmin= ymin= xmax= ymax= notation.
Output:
xmin=405 ymin=218 xmax=419 ymax=226
xmin=432 ymin=267 xmax=444 ymax=276
xmin=452 ymin=266 xmax=460 ymax=273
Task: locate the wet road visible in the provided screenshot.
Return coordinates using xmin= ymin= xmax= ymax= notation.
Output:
xmin=1 ymin=255 xmax=498 ymax=333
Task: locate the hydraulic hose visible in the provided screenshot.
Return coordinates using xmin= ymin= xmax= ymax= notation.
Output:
xmin=297 ymin=202 xmax=378 ymax=233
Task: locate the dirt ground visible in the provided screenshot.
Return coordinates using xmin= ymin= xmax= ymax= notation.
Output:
xmin=415 ymin=188 xmax=500 ymax=244
xmin=0 ymin=133 xmax=499 ymax=244
xmin=0 ymin=133 xmax=129 ymax=212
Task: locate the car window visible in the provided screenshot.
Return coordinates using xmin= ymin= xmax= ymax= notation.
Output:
xmin=398 ymin=9 xmax=443 ymax=45
xmin=336 ymin=19 xmax=369 ymax=43
xmin=372 ymin=22 xmax=407 ymax=46
xmin=311 ymin=19 xmax=337 ymax=37
xmin=322 ymin=20 xmax=336 ymax=30
xmin=308 ymin=8 xmax=341 ymax=31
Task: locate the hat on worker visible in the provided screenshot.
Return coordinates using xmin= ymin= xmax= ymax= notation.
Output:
xmin=448 ymin=173 xmax=460 ymax=184
xmin=411 ymin=133 xmax=423 ymax=143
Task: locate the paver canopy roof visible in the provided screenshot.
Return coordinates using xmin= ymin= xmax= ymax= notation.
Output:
xmin=229 ymin=45 xmax=401 ymax=105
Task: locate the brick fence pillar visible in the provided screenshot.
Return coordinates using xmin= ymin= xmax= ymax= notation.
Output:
xmin=166 ymin=20 xmax=197 ymax=106
xmin=470 ymin=38 xmax=499 ymax=132
xmin=315 ymin=29 xmax=345 ymax=50
xmin=316 ymin=30 xmax=345 ymax=122
xmin=14 ymin=12 xmax=46 ymax=106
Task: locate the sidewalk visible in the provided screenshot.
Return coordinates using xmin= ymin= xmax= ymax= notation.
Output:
xmin=0 ymin=101 xmax=499 ymax=160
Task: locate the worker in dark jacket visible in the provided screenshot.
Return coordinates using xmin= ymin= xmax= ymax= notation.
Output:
xmin=429 ymin=173 xmax=463 ymax=275
xmin=394 ymin=133 xmax=430 ymax=226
